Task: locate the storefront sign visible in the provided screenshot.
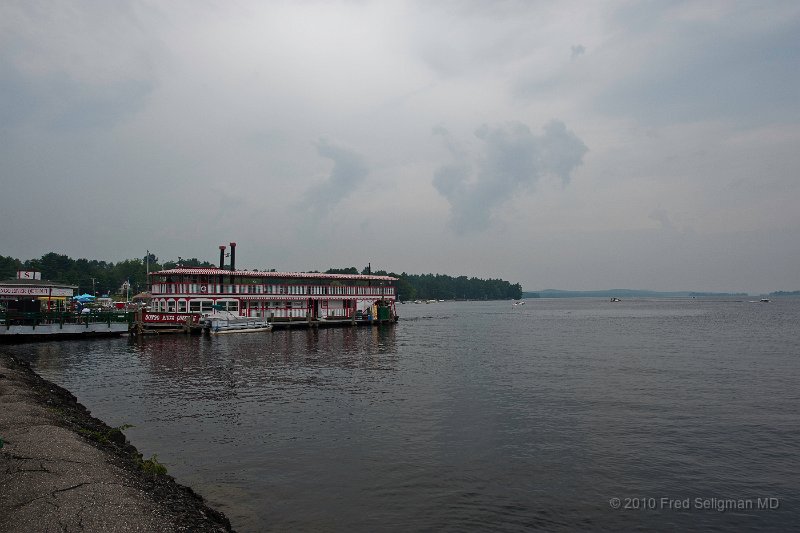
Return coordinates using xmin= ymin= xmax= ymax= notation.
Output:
xmin=0 ymin=287 xmax=50 ymax=296
xmin=0 ymin=287 xmax=74 ymax=297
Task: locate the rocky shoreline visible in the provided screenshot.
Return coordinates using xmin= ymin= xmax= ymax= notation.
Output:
xmin=0 ymin=352 xmax=233 ymax=532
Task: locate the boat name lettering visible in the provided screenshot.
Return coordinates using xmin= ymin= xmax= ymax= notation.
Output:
xmin=143 ymin=313 xmax=199 ymax=323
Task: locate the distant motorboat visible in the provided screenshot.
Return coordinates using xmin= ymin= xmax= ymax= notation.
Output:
xmin=513 ymin=301 xmax=525 ymax=306
xmin=610 ymin=297 xmax=622 ymax=302
xmin=760 ymin=298 xmax=770 ymax=303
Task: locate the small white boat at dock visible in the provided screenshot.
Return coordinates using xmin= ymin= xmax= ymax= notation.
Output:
xmin=201 ymin=310 xmax=273 ymax=335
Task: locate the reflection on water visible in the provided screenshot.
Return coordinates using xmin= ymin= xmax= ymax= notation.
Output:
xmin=5 ymin=299 xmax=800 ymax=532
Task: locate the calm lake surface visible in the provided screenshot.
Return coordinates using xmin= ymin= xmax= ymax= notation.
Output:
xmin=6 ymin=299 xmax=800 ymax=532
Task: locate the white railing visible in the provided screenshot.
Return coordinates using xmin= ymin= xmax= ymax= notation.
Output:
xmin=151 ymin=283 xmax=395 ymax=297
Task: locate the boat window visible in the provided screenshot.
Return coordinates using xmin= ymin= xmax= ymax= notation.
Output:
xmin=215 ymin=299 xmax=238 ymax=312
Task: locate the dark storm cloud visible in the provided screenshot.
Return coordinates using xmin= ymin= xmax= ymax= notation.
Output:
xmin=303 ymin=138 xmax=369 ymax=215
xmin=433 ymin=120 xmax=587 ymax=234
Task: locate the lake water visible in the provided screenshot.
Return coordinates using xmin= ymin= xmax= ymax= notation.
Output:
xmin=5 ymin=298 xmax=800 ymax=532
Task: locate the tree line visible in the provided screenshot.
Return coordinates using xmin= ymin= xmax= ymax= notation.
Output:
xmin=326 ymin=267 xmax=522 ymax=301
xmin=0 ymin=252 xmax=214 ymax=296
xmin=0 ymin=253 xmax=522 ymax=301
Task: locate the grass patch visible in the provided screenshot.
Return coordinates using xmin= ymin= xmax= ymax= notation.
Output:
xmin=75 ymin=422 xmax=168 ymax=476
xmin=140 ymin=453 xmax=168 ymax=476
xmin=77 ymin=423 xmax=135 ymax=445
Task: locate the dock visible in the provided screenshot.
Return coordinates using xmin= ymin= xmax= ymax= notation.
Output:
xmin=0 ymin=311 xmax=131 ymax=342
xmin=130 ymin=310 xmax=398 ymax=336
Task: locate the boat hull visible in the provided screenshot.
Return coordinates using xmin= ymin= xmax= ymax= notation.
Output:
xmin=210 ymin=325 xmax=273 ymax=335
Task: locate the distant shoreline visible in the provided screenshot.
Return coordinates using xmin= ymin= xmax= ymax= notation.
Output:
xmin=521 ymin=289 xmax=798 ymax=299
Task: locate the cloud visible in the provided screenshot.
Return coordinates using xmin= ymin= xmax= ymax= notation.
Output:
xmin=302 ymin=138 xmax=369 ymax=217
xmin=649 ymin=208 xmax=675 ymax=231
xmin=594 ymin=2 xmax=800 ymax=126
xmin=0 ymin=63 xmax=152 ymax=131
xmin=1 ymin=1 xmax=797 ymax=292
xmin=433 ymin=120 xmax=588 ymax=234
xmin=0 ymin=2 xmax=156 ymax=132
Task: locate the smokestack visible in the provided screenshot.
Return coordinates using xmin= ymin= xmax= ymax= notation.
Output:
xmin=219 ymin=245 xmax=226 ymax=269
xmin=229 ymin=242 xmax=236 ymax=271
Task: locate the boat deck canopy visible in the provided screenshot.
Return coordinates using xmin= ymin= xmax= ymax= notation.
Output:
xmin=152 ymin=268 xmax=397 ymax=282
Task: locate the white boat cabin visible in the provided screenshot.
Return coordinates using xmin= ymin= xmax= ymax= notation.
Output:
xmin=148 ymin=267 xmax=397 ymax=321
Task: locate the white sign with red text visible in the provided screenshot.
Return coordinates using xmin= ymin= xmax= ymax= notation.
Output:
xmin=0 ymin=287 xmax=74 ymax=297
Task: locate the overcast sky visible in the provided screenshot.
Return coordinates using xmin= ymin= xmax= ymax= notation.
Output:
xmin=2 ymin=1 xmax=798 ymax=293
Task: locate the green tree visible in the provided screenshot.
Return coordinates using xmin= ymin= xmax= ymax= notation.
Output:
xmin=326 ymin=267 xmax=359 ymax=275
xmin=0 ymin=256 xmax=23 ymax=279
xmin=4 ymin=253 xmax=523 ymax=302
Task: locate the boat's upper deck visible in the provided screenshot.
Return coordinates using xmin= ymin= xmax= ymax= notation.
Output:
xmin=151 ymin=267 xmax=397 ymax=282
xmin=148 ymin=268 xmax=398 ymax=298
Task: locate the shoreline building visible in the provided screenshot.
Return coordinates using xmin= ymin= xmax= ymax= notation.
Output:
xmin=0 ymin=271 xmax=75 ymax=314
xmin=1 ymin=271 xmax=128 ymax=340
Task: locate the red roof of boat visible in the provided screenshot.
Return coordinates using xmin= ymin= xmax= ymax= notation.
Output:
xmin=150 ymin=267 xmax=397 ymax=282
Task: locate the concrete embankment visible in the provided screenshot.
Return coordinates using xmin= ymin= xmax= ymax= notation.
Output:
xmin=0 ymin=353 xmax=233 ymax=532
